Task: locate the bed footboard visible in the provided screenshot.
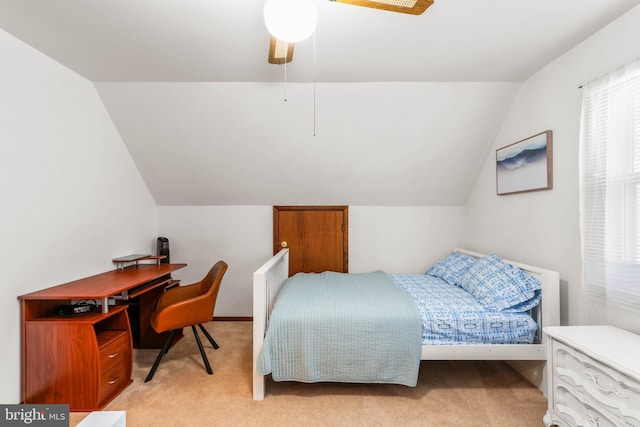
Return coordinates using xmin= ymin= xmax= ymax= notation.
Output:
xmin=253 ymin=248 xmax=289 ymax=400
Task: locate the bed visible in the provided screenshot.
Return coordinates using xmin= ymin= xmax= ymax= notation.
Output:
xmin=252 ymin=248 xmax=560 ymax=400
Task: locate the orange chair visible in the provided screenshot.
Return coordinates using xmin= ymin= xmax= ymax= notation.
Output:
xmin=145 ymin=261 xmax=228 ymax=382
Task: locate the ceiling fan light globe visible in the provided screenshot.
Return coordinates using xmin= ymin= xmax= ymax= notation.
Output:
xmin=264 ymin=0 xmax=317 ymax=43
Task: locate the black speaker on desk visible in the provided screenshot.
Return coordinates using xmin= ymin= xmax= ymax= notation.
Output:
xmin=157 ymin=237 xmax=169 ymax=264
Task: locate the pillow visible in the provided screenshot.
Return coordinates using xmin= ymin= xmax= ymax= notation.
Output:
xmin=457 ymin=254 xmax=542 ymax=312
xmin=425 ymin=252 xmax=477 ymax=286
xmin=501 ymin=289 xmax=541 ymax=313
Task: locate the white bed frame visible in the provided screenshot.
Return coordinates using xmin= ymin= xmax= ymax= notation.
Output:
xmin=252 ymin=248 xmax=560 ymax=400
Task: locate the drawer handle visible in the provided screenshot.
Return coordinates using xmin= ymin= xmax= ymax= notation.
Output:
xmin=586 ymin=372 xmax=626 ymax=399
xmin=109 ymin=377 xmax=119 ymax=385
xmin=108 ymin=352 xmax=119 ymax=359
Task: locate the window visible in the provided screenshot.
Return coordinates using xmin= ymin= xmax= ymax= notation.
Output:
xmin=580 ymin=59 xmax=640 ymax=308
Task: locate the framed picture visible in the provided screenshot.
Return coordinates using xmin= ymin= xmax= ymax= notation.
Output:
xmin=496 ymin=130 xmax=553 ymax=195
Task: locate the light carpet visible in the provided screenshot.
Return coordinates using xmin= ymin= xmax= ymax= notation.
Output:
xmin=70 ymin=321 xmax=547 ymax=426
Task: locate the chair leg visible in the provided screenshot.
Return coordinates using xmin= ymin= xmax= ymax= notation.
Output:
xmin=145 ymin=329 xmax=177 ymax=383
xmin=192 ymin=325 xmax=213 ymax=375
xmin=197 ymin=323 xmax=220 ymax=349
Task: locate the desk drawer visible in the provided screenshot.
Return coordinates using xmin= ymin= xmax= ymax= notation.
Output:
xmin=99 ymin=363 xmax=129 ymax=404
xmin=99 ymin=333 xmax=130 ymax=373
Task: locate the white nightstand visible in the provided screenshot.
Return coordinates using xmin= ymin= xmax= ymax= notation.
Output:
xmin=543 ymin=326 xmax=640 ymax=426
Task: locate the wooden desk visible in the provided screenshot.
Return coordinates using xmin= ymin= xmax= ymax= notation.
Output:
xmin=18 ymin=263 xmax=186 ymax=411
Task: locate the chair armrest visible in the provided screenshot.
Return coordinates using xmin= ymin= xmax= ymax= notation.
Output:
xmin=157 ymin=283 xmax=201 ymax=310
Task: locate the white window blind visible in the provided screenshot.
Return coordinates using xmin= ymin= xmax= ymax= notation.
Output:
xmin=580 ymin=59 xmax=640 ymax=308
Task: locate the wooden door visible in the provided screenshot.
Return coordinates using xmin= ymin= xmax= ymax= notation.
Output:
xmin=274 ymin=206 xmax=348 ymax=275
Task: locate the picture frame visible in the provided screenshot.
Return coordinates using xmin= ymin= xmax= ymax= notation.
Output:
xmin=496 ymin=130 xmax=553 ymax=195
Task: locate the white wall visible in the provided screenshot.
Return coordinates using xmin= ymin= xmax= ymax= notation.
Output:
xmin=159 ymin=205 xmax=466 ymax=317
xmin=465 ymin=5 xmax=640 ymax=332
xmin=349 ymin=206 xmax=466 ymax=274
xmin=158 ymin=206 xmax=273 ymax=317
xmin=0 ymin=30 xmax=158 ymax=403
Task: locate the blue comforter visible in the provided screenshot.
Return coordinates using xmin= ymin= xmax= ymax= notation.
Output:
xmin=257 ymin=271 xmax=422 ymax=386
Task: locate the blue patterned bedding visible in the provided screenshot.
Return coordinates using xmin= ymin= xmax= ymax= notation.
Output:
xmin=391 ymin=274 xmax=538 ymax=345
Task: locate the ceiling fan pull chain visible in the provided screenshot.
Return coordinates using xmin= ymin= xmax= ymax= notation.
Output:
xmin=284 ymin=41 xmax=288 ymax=102
xmin=313 ymin=29 xmax=317 ymax=137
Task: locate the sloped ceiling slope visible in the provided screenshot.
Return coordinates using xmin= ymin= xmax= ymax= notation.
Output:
xmin=95 ymin=82 xmax=519 ymax=206
xmin=2 ymin=0 xmax=639 ymax=205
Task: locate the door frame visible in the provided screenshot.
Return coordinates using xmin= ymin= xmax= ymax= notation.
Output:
xmin=273 ymin=206 xmax=349 ymax=273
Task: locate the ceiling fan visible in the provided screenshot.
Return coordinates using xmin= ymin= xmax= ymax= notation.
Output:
xmin=267 ymin=0 xmax=435 ymax=64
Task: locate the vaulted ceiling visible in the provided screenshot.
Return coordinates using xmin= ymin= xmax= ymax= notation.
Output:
xmin=1 ymin=0 xmax=638 ymax=205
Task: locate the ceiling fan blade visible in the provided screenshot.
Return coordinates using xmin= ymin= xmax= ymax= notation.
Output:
xmin=330 ymin=0 xmax=434 ymax=15
xmin=268 ymin=37 xmax=294 ymax=64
